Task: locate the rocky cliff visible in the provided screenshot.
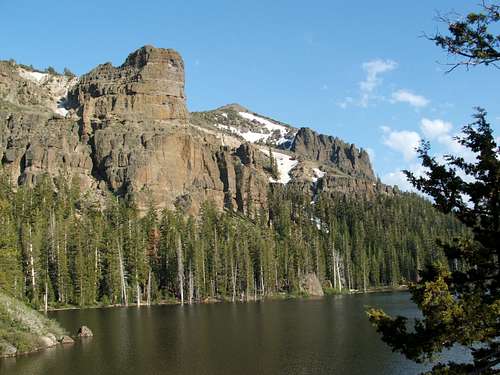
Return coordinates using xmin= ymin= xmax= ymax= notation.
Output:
xmin=68 ymin=45 xmax=188 ymax=135
xmin=291 ymin=127 xmax=375 ymax=180
xmin=0 ymin=45 xmax=394 ymax=215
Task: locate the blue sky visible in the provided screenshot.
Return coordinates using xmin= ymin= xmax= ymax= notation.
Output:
xmin=1 ymin=1 xmax=498 ymax=189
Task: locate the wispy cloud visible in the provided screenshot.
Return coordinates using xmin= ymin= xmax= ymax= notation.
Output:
xmin=359 ymin=59 xmax=397 ymax=107
xmin=391 ymin=89 xmax=429 ymax=108
xmin=337 ymin=96 xmax=354 ymax=109
xmin=337 ymin=59 xmax=397 ymax=108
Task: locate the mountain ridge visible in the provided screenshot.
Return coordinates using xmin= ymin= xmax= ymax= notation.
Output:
xmin=0 ymin=45 xmax=395 ymax=215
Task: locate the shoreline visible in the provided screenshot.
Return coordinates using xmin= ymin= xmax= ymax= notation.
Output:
xmin=43 ymin=285 xmax=409 ymax=313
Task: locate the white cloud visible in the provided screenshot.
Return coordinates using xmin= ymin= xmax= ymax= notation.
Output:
xmin=391 ymin=89 xmax=429 ymax=108
xmin=381 ymin=163 xmax=429 ymax=197
xmin=383 ymin=129 xmax=421 ymax=161
xmin=359 ymin=59 xmax=397 ymax=107
xmin=382 ymin=170 xmax=415 ymax=192
xmin=382 ymin=163 xmax=428 ymax=193
xmin=380 ymin=125 xmax=391 ymax=133
xmin=360 ymin=59 xmax=398 ymax=92
xmin=420 ymin=118 xmax=453 ymax=139
xmin=419 ymin=119 xmax=476 ymax=162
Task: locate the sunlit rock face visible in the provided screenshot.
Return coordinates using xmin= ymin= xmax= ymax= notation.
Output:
xmin=68 ymin=45 xmax=188 ymax=133
xmin=0 ymin=45 xmax=395 ymax=216
xmin=291 ymin=127 xmax=375 ymax=180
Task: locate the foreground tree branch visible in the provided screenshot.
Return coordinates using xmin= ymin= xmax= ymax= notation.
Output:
xmin=368 ymin=109 xmax=500 ymax=374
xmin=429 ymin=2 xmax=500 ymax=72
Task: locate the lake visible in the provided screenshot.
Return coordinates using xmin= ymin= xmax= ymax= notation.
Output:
xmin=1 ymin=293 xmax=470 ymax=375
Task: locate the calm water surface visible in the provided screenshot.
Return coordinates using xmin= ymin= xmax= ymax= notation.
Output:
xmin=1 ymin=293 xmax=469 ymax=375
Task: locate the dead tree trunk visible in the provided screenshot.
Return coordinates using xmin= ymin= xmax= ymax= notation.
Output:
xmin=117 ymin=239 xmax=128 ymax=306
xmin=177 ymin=234 xmax=184 ymax=305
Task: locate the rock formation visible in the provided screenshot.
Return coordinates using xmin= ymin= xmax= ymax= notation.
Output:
xmin=59 ymin=335 xmax=75 ymax=344
xmin=299 ymin=273 xmax=324 ymax=297
xmin=291 ymin=127 xmax=375 ymax=180
xmin=0 ymin=45 xmax=395 ymax=215
xmin=77 ymin=326 xmax=93 ymax=337
xmin=68 ymin=45 xmax=188 ymax=134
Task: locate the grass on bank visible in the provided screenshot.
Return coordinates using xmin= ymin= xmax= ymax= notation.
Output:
xmin=0 ymin=291 xmax=66 ymax=356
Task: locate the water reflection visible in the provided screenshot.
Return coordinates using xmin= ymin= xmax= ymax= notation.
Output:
xmin=1 ymin=293 xmax=469 ymax=375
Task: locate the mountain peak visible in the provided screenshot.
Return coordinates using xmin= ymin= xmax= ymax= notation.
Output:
xmin=217 ymin=103 xmax=249 ymax=113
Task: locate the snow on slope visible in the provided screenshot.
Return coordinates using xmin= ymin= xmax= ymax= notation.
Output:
xmin=312 ymin=168 xmax=326 ymax=182
xmin=260 ymin=149 xmax=298 ymax=184
xmin=213 ymin=111 xmax=294 ymax=145
xmin=18 ymin=69 xmax=48 ymax=83
xmin=238 ymin=112 xmax=292 ymax=146
xmin=17 ymin=67 xmax=78 ymax=117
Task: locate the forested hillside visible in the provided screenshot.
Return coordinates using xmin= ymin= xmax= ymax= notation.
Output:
xmin=0 ymin=172 xmax=464 ymax=308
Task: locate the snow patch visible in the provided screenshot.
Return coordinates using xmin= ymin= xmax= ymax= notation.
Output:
xmin=311 ymin=216 xmax=330 ymax=233
xmin=17 ymin=67 xmax=78 ymax=117
xmin=260 ymin=149 xmax=298 ymax=184
xmin=18 ymin=69 xmax=48 ymax=83
xmin=312 ymin=168 xmax=326 ymax=182
xmin=238 ymin=111 xmax=294 ymax=146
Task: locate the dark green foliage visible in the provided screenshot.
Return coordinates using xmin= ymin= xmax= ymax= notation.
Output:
xmin=45 ymin=66 xmax=58 ymax=75
xmin=368 ymin=110 xmax=499 ymax=374
xmin=267 ymin=146 xmax=279 ymax=180
xmin=63 ymin=67 xmax=75 ymax=77
xmin=0 ymin=168 xmax=461 ymax=308
xmin=430 ymin=2 xmax=499 ymax=71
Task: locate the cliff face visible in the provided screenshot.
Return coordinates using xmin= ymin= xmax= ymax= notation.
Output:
xmin=291 ymin=127 xmax=375 ymax=180
xmin=0 ymin=46 xmax=270 ymax=214
xmin=0 ymin=45 xmax=394 ymax=215
xmin=68 ymin=45 xmax=188 ymax=134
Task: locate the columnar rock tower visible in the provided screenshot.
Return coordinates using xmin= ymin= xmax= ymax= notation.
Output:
xmin=69 ymin=45 xmax=188 ymax=134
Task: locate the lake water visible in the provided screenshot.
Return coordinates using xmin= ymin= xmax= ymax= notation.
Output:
xmin=1 ymin=293 xmax=470 ymax=375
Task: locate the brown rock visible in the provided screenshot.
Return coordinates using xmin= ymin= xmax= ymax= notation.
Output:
xmin=291 ymin=127 xmax=375 ymax=180
xmin=77 ymin=325 xmax=93 ymax=337
xmin=59 ymin=335 xmax=75 ymax=344
xmin=38 ymin=335 xmax=58 ymax=348
xmin=299 ymin=273 xmax=324 ymax=297
xmin=68 ymin=45 xmax=188 ymax=134
xmin=0 ymin=342 xmax=17 ymax=357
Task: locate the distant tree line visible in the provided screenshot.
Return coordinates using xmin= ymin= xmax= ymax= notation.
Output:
xmin=0 ymin=172 xmax=463 ymax=309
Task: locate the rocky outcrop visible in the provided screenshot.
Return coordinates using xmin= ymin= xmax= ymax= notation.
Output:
xmin=0 ymin=45 xmax=395 ymax=215
xmin=0 ymin=342 xmax=17 ymax=357
xmin=291 ymin=127 xmax=375 ymax=180
xmin=59 ymin=335 xmax=75 ymax=344
xmin=77 ymin=326 xmax=93 ymax=338
xmin=68 ymin=45 xmax=188 ymax=134
xmin=317 ymin=175 xmax=395 ymax=199
xmin=0 ymin=103 xmax=95 ymax=190
xmin=38 ymin=334 xmax=58 ymax=348
xmin=0 ymin=61 xmax=77 ymax=114
xmin=299 ymin=273 xmax=324 ymax=297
